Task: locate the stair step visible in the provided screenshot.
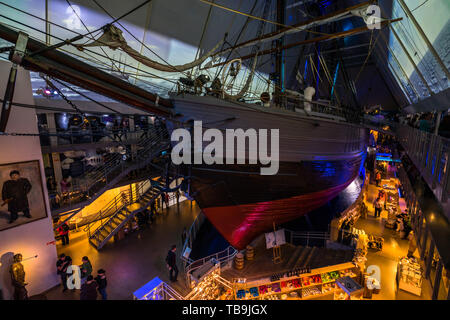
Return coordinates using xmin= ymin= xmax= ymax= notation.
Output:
xmin=99 ymin=229 xmax=110 ymax=239
xmin=117 ymin=212 xmax=128 ymax=220
xmin=95 ymin=232 xmax=105 ymax=242
xmin=111 ymin=218 xmax=122 ymax=227
xmin=103 ymin=225 xmax=113 ymax=234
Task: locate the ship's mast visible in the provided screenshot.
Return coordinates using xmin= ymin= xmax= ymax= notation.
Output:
xmin=274 ymin=0 xmax=285 ymax=106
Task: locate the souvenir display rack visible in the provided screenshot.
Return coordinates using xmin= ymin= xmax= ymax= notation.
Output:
xmin=397 ymin=256 xmax=423 ymax=296
xmin=234 ymin=262 xmax=360 ymax=300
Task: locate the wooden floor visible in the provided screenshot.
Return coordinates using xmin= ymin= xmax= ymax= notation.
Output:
xmin=221 ymin=236 xmax=354 ymax=283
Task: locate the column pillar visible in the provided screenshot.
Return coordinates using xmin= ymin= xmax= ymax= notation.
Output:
xmin=46 ymin=113 xmax=63 ymax=192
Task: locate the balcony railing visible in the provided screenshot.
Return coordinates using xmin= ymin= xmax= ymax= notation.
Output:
xmin=38 ymin=126 xmax=150 ymax=147
xmin=396 ymin=125 xmax=450 ymax=204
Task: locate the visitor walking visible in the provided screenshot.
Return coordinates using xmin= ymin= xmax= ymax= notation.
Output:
xmin=62 ymin=256 xmax=72 ymax=291
xmin=166 ymin=245 xmax=178 ymax=282
xmin=373 ymin=197 xmax=382 ymax=218
xmin=375 ymin=171 xmax=381 ymax=187
xmin=175 ymin=189 xmax=180 ymax=205
xmin=95 ymin=269 xmax=108 ymax=300
xmin=80 ymin=275 xmax=98 ymax=300
xmin=56 ymin=254 xmax=68 ymax=292
xmin=150 ymin=201 xmax=157 ymax=218
xmin=407 ymin=231 xmax=417 ymax=258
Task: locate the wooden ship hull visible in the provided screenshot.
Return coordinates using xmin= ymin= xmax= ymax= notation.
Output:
xmin=169 ymin=94 xmax=368 ymax=249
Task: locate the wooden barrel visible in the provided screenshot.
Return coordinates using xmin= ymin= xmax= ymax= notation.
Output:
xmin=245 ymin=245 xmax=254 ymax=261
xmin=234 ymin=253 xmax=244 ymax=270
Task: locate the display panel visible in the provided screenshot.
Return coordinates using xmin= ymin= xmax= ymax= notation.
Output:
xmin=0 ymin=160 xmax=48 ymax=231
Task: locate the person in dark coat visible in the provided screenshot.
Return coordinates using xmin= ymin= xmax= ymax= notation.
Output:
xmin=2 ymin=170 xmax=32 ymax=223
xmin=56 ymin=254 xmax=68 ymax=292
xmin=166 ymin=245 xmax=178 ymax=282
xmin=80 ymin=275 xmax=98 ymax=300
xmin=95 ymin=269 xmax=108 ymax=300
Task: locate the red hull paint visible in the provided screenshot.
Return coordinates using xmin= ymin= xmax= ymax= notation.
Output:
xmin=202 ymin=181 xmax=352 ymax=249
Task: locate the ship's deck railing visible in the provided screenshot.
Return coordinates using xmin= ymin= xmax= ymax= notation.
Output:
xmin=38 ymin=126 xmax=148 ymax=147
xmin=284 ymin=229 xmax=331 ymax=247
xmin=396 ymin=125 xmax=450 ymax=204
xmin=184 ymin=246 xmax=238 ymax=288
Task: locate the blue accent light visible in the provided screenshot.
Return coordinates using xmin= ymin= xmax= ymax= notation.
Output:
xmin=331 ymin=61 xmax=340 ymax=98
xmin=342 ymin=21 xmax=353 ymax=32
xmin=318 ymin=0 xmax=332 ymax=8
xmin=376 ymin=156 xmax=401 ymax=162
xmin=376 ymin=153 xmax=392 ymax=157
xmin=359 ymin=151 xmax=367 ymax=179
xmin=304 ymin=60 xmax=308 ymax=82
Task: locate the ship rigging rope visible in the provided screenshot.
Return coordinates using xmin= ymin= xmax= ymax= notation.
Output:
xmin=192 ymin=0 xmax=215 ymax=76
xmin=0 ymin=12 xmax=180 ymax=86
xmin=49 ymin=77 xmax=123 ymax=115
xmin=0 ymin=98 xmax=148 ymax=117
xmin=0 ymin=15 xmax=197 ymax=96
xmin=354 ymin=30 xmax=381 ymax=84
xmin=211 ymin=0 xmax=259 ymax=97
xmin=42 ymin=77 xmax=85 ymax=116
xmin=198 ymin=0 xmax=329 ymax=36
xmin=65 ymin=0 xmax=124 ymax=78
xmin=85 ymin=0 xmax=154 ymax=37
xmin=318 ymin=54 xmax=340 ymax=105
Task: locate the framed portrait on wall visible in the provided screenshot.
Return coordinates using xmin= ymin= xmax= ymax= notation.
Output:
xmin=0 ymin=160 xmax=48 ymax=231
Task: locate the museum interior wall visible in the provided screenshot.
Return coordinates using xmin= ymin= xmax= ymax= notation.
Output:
xmin=0 ymin=60 xmax=59 ymax=299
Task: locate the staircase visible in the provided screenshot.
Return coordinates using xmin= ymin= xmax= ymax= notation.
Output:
xmin=88 ymin=177 xmax=171 ymax=250
xmin=53 ymin=126 xmax=171 ymax=228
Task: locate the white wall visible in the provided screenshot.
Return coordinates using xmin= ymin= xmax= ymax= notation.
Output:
xmin=0 ymin=61 xmax=59 ymax=299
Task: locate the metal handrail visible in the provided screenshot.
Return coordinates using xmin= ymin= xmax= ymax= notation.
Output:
xmin=55 ymin=126 xmax=169 ymax=208
xmin=140 ymin=281 xmax=185 ymax=300
xmin=184 ymin=246 xmax=238 ymax=287
xmin=89 ymin=175 xmax=163 ymax=239
xmin=83 ymin=189 xmax=132 ymax=236
xmin=285 ymin=229 xmax=330 ymax=247
xmin=54 ymin=128 xmax=170 ymax=230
